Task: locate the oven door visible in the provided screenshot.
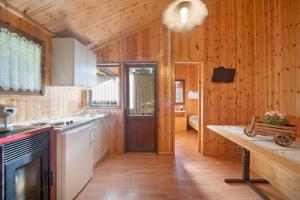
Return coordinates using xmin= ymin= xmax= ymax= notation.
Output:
xmin=2 ymin=132 xmax=51 ymax=200
xmin=4 ymin=148 xmax=50 ymax=200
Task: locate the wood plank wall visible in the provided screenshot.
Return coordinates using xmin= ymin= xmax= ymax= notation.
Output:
xmin=252 ymin=0 xmax=300 ymax=135
xmin=98 ymin=0 xmax=300 ymax=156
xmin=250 ymin=1 xmax=300 ymax=198
xmin=0 ymin=87 xmax=86 ymax=123
xmin=97 ymin=22 xmax=174 ymax=154
xmin=172 ymin=0 xmax=255 ymax=155
xmin=175 ymin=63 xmax=199 ymax=116
xmin=173 ymin=0 xmax=300 ymax=154
xmin=173 ymin=1 xmax=300 ymax=196
xmin=0 ymin=7 xmax=85 ymax=123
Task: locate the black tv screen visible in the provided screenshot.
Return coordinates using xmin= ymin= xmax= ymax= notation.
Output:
xmin=212 ymin=67 xmax=236 ymax=83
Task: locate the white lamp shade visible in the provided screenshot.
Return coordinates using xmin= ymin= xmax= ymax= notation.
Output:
xmin=187 ymin=90 xmax=199 ymax=99
xmin=162 ymin=0 xmax=208 ymax=32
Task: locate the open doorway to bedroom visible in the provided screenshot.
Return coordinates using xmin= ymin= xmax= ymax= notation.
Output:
xmin=174 ymin=62 xmax=203 ymax=154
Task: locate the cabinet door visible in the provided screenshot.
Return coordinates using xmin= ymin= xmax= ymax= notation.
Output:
xmin=93 ymin=119 xmax=109 ymax=165
xmin=51 ymin=38 xmax=75 ymax=86
xmin=63 ymin=124 xmax=93 ymax=200
xmin=74 ymin=40 xmax=88 ymax=87
xmin=87 ymin=50 xmax=97 ymax=88
xmin=93 ymin=121 xmax=103 ymax=165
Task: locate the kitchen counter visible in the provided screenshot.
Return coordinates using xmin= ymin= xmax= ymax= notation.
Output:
xmin=0 ymin=125 xmax=54 ymax=145
xmin=15 ymin=112 xmax=110 ymax=133
xmin=0 ymin=112 xmax=109 ymax=144
xmin=54 ymin=113 xmax=109 ymax=132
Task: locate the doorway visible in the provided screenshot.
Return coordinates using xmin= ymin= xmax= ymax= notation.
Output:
xmin=174 ymin=62 xmax=203 ymax=153
xmin=125 ymin=63 xmax=157 ymax=152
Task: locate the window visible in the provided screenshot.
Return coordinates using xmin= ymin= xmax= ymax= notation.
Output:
xmin=90 ymin=63 xmax=120 ymax=107
xmin=175 ymin=80 xmax=185 ymax=104
xmin=0 ymin=23 xmax=44 ymax=95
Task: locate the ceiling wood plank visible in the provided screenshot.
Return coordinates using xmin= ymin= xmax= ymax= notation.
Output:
xmin=7 ymin=0 xmax=172 ymax=49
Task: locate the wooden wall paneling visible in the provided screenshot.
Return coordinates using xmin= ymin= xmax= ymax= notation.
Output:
xmin=175 ymin=63 xmax=199 ymax=116
xmin=171 ymin=26 xmax=205 ymax=62
xmin=296 ymin=0 xmax=300 ymax=117
xmin=253 ymin=0 xmax=300 ymax=119
xmin=187 ymin=65 xmax=199 ymax=115
xmin=96 ymin=22 xmax=174 ymax=154
xmin=250 ymin=1 xmax=300 ymax=198
xmin=195 ymin=0 xmax=255 ymax=155
xmin=95 ymin=0 xmax=300 ymax=156
xmin=0 ymin=87 xmax=86 ymax=123
xmin=158 ymin=25 xmax=174 ymax=154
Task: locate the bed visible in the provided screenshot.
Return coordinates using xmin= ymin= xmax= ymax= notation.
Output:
xmin=188 ymin=115 xmax=199 ymax=131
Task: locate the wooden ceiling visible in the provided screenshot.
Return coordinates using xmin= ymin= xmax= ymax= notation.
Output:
xmin=5 ymin=0 xmax=172 ymax=50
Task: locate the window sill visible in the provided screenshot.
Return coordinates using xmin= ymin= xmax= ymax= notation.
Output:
xmin=89 ymin=104 xmax=121 ymax=109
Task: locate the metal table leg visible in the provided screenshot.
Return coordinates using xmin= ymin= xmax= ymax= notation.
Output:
xmin=224 ymin=148 xmax=270 ymax=200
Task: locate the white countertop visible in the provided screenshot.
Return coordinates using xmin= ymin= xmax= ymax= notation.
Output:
xmin=15 ymin=112 xmax=110 ymax=132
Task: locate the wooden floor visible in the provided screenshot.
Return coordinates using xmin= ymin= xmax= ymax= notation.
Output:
xmin=76 ymin=130 xmax=287 ymax=200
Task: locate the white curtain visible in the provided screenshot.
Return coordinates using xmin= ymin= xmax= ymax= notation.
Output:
xmin=91 ymin=75 xmax=119 ymax=106
xmin=130 ymin=74 xmax=154 ymax=115
xmin=0 ymin=27 xmax=42 ymax=92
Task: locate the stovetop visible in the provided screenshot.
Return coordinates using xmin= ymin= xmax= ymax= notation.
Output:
xmin=32 ymin=119 xmax=76 ymax=128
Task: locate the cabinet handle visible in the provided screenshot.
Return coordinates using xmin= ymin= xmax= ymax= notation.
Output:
xmin=90 ymin=129 xmax=95 ymax=142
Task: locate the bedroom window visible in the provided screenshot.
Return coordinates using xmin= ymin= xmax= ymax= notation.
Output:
xmin=90 ymin=63 xmax=120 ymax=107
xmin=175 ymin=80 xmax=185 ymax=104
xmin=0 ymin=23 xmax=44 ymax=95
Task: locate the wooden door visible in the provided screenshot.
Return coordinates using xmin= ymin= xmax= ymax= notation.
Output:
xmin=125 ymin=63 xmax=157 ymax=152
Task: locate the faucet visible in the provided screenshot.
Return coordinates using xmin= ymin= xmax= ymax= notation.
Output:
xmin=74 ymin=107 xmax=86 ymax=117
xmin=0 ymin=105 xmax=17 ymax=129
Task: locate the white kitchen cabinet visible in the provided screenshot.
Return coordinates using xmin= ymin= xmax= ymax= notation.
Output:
xmin=56 ymin=123 xmax=94 ymax=200
xmin=93 ymin=117 xmax=109 ymax=166
xmin=86 ymin=49 xmax=97 ymax=88
xmin=51 ymin=38 xmax=97 ymax=88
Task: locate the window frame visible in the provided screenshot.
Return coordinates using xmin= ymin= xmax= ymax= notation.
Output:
xmin=89 ymin=62 xmax=121 ymax=109
xmin=0 ymin=21 xmax=46 ymax=96
xmin=175 ymin=79 xmax=185 ymax=105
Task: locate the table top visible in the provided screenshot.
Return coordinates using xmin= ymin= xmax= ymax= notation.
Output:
xmin=207 ymin=125 xmax=300 ymax=175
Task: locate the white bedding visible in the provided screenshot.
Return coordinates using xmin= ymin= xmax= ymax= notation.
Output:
xmin=188 ymin=115 xmax=199 ymax=131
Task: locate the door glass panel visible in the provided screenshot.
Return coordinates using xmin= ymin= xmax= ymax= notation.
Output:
xmin=129 ymin=67 xmax=155 ymax=116
xmin=15 ymin=157 xmax=41 ymax=200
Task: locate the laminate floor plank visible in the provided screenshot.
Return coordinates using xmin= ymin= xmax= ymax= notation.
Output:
xmin=76 ymin=130 xmax=287 ymax=200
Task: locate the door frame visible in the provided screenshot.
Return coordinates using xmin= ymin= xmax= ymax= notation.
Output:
xmin=124 ymin=62 xmax=158 ymax=153
xmin=173 ymin=61 xmax=204 ymax=154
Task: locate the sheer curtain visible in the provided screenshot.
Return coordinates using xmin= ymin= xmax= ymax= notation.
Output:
xmin=91 ymin=75 xmax=120 ymax=106
xmin=0 ymin=27 xmax=42 ymax=93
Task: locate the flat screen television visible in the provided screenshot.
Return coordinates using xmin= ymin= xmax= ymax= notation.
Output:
xmin=212 ymin=67 xmax=236 ymax=83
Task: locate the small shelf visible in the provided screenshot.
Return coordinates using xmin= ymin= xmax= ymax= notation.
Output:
xmin=175 ymin=111 xmax=187 ymax=131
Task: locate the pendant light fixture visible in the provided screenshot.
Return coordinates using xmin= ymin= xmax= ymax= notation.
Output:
xmin=162 ymin=0 xmax=208 ymax=32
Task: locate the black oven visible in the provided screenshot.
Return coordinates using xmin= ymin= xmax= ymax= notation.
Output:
xmin=1 ymin=131 xmax=52 ymax=200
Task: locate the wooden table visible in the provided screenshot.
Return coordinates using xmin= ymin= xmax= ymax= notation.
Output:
xmin=207 ymin=125 xmax=300 ymax=200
